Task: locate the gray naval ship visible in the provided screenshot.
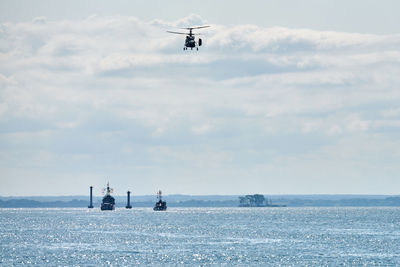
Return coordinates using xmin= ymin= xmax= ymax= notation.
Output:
xmin=101 ymin=182 xmax=115 ymax=211
xmin=153 ymin=190 xmax=167 ymax=211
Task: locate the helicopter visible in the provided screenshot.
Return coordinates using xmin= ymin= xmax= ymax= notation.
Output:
xmin=167 ymin=26 xmax=210 ymax=50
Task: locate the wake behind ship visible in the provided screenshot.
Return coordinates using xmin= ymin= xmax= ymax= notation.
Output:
xmin=101 ymin=182 xmax=115 ymax=210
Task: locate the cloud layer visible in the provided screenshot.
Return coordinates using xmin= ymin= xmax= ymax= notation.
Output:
xmin=1 ymin=15 xmax=400 ymax=195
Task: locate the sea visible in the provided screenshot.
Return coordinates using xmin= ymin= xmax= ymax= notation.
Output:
xmin=1 ymin=207 xmax=400 ymax=266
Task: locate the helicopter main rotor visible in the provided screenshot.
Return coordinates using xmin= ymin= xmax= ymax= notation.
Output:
xmin=181 ymin=25 xmax=210 ymax=35
xmin=166 ymin=31 xmax=201 ymax=36
xmin=167 ymin=25 xmax=210 ymax=36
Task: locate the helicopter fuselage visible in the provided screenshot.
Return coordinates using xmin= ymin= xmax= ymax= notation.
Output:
xmin=185 ymin=35 xmax=196 ymax=48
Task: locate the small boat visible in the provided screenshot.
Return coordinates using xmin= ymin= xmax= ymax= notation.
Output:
xmin=153 ymin=190 xmax=167 ymax=211
xmin=101 ymin=182 xmax=115 ymax=211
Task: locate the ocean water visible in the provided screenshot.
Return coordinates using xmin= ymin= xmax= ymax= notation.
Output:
xmin=1 ymin=207 xmax=400 ymax=266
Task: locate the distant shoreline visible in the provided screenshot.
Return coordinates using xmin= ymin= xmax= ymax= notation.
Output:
xmin=1 ymin=195 xmax=400 ymax=208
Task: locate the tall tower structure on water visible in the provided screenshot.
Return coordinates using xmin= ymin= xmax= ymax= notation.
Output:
xmin=126 ymin=191 xmax=132 ymax=209
xmin=88 ymin=186 xmax=94 ymax=208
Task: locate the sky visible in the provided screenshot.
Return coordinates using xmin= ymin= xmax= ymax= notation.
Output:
xmin=0 ymin=1 xmax=400 ymax=196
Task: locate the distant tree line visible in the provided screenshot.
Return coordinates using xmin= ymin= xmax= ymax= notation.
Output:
xmin=0 ymin=199 xmax=88 ymax=208
xmin=2 ymin=196 xmax=400 ymax=208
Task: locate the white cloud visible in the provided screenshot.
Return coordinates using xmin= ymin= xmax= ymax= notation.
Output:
xmin=1 ymin=15 xmax=400 ymax=195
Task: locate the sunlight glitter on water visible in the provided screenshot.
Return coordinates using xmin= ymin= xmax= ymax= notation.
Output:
xmin=1 ymin=207 xmax=400 ymax=265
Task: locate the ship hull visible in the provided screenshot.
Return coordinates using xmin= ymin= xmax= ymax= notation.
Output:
xmin=101 ymin=203 xmax=115 ymax=210
xmin=238 ymin=204 xmax=286 ymax=207
xmin=153 ymin=200 xmax=167 ymax=211
xmin=153 ymin=206 xmax=167 ymax=211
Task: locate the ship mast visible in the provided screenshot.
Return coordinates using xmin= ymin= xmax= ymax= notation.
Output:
xmin=103 ymin=182 xmax=113 ymax=196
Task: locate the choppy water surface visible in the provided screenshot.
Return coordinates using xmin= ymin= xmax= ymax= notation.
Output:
xmin=1 ymin=207 xmax=400 ymax=265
